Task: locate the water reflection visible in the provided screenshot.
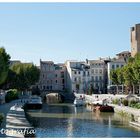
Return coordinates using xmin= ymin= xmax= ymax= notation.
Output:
xmin=26 ymin=103 xmax=140 ymax=138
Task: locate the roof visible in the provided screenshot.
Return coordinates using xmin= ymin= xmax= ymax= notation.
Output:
xmin=88 ymin=60 xmax=105 ymax=64
xmin=110 ymin=58 xmax=126 ymax=63
xmin=116 ymin=51 xmax=131 ymax=56
xmin=40 ymin=60 xmax=54 ymax=64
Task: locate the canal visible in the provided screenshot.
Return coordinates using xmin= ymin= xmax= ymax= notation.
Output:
xmin=26 ymin=103 xmax=140 ymax=138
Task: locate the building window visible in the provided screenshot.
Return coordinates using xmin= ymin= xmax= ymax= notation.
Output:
xmin=99 ymin=69 xmax=102 ymax=74
xmin=112 ymin=65 xmax=114 ymax=69
xmin=63 ymin=85 xmax=65 ymax=90
xmin=116 ymin=65 xmax=119 ymax=68
xmin=96 ymin=76 xmax=98 ymax=81
xmin=121 ymin=65 xmax=124 ymax=67
xmin=74 ymin=78 xmax=77 ymax=82
xmin=78 ymin=71 xmax=80 ymax=74
xmin=61 ymin=72 xmax=64 ymax=78
xmin=62 ymin=79 xmax=65 ymax=84
xmin=56 ymin=80 xmax=57 ymax=83
xmin=92 ymin=69 xmax=94 ymax=74
xmin=92 ymin=76 xmax=94 ymax=81
xmin=99 ymin=76 xmax=102 ymax=81
xmin=95 ymin=69 xmax=98 ymax=74
xmin=55 ymin=74 xmax=57 ymax=77
xmin=87 ymin=71 xmax=90 ymax=76
xmin=74 ymin=71 xmax=77 ymax=74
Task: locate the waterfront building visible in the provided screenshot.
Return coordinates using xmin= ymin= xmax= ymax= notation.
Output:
xmin=116 ymin=51 xmax=131 ymax=61
xmin=38 ymin=59 xmax=66 ymax=91
xmin=87 ymin=59 xmax=107 ymax=94
xmin=107 ymin=51 xmax=130 ymax=89
xmin=131 ymin=23 xmax=140 ymax=57
xmin=65 ymin=60 xmax=90 ymax=93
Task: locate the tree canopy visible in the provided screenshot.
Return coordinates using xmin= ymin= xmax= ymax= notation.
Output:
xmin=0 ymin=47 xmax=10 ymax=85
xmin=110 ymin=53 xmax=140 ymax=94
xmin=9 ymin=63 xmax=40 ymax=91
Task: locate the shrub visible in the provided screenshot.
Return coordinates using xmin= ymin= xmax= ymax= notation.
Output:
xmin=129 ymin=100 xmax=138 ymax=107
xmin=0 ymin=113 xmax=4 ymax=125
xmin=134 ymin=103 xmax=140 ymax=109
xmin=122 ymin=99 xmax=128 ymax=106
xmin=5 ymin=89 xmax=19 ymax=103
xmin=112 ymin=98 xmax=119 ymax=104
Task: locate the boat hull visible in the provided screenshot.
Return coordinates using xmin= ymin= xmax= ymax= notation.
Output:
xmin=93 ymin=105 xmax=114 ymax=112
xmin=26 ymin=103 xmax=42 ymax=109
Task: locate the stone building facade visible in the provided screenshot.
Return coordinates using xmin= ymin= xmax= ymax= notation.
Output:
xmin=65 ymin=60 xmax=90 ymax=93
xmin=87 ymin=59 xmax=107 ymax=94
xmin=38 ymin=60 xmax=66 ymax=92
xmin=131 ymin=24 xmax=140 ymax=57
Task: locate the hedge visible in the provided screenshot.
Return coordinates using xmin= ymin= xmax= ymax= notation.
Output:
xmin=5 ymin=89 xmax=19 ymax=103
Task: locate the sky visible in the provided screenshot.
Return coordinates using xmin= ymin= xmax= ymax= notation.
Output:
xmin=0 ymin=3 xmax=140 ymax=65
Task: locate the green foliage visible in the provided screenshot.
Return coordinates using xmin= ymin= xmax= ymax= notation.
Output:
xmin=9 ymin=63 xmax=40 ymax=90
xmin=112 ymin=98 xmax=119 ymax=104
xmin=5 ymin=89 xmax=19 ymax=103
xmin=129 ymin=102 xmax=140 ymax=109
xmin=128 ymin=100 xmax=138 ymax=107
xmin=110 ymin=53 xmax=140 ymax=94
xmin=117 ymin=68 xmax=125 ymax=85
xmin=122 ymin=99 xmax=127 ymax=106
xmin=118 ymin=110 xmax=129 ymax=117
xmin=134 ymin=103 xmax=140 ymax=109
xmin=122 ymin=99 xmax=128 ymax=106
xmin=0 ymin=47 xmax=10 ymax=85
xmin=110 ymin=70 xmax=119 ymax=85
xmin=0 ymin=113 xmax=4 ymax=125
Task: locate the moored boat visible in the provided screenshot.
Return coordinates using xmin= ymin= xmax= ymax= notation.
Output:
xmin=92 ymin=99 xmax=114 ymax=112
xmin=26 ymin=96 xmax=42 ymax=109
xmin=74 ymin=95 xmax=86 ymax=107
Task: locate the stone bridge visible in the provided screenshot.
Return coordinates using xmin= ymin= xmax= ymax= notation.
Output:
xmin=41 ymin=91 xmax=75 ymax=102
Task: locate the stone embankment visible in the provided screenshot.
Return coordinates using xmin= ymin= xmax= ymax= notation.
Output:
xmin=6 ymin=102 xmax=35 ymax=138
xmin=84 ymin=94 xmax=140 ymax=127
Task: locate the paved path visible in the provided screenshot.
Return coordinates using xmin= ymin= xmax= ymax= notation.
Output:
xmin=0 ymin=100 xmax=18 ymax=137
xmin=6 ymin=103 xmax=33 ymax=138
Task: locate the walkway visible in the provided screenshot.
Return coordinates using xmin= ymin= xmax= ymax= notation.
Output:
xmin=6 ymin=103 xmax=33 ymax=138
xmin=0 ymin=100 xmax=17 ymax=137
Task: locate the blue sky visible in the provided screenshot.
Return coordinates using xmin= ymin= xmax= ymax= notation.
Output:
xmin=0 ymin=3 xmax=140 ymax=65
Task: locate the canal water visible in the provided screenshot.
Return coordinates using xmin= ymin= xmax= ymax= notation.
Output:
xmin=26 ymin=103 xmax=140 ymax=138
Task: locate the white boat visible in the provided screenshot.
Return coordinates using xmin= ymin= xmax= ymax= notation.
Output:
xmin=74 ymin=97 xmax=86 ymax=107
xmin=28 ymin=96 xmax=42 ymax=104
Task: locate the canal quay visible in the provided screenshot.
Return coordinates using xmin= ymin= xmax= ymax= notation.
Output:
xmin=24 ymin=95 xmax=140 ymax=138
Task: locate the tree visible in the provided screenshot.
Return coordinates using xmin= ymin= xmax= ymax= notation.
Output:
xmin=117 ymin=68 xmax=125 ymax=93
xmin=123 ymin=64 xmax=137 ymax=94
xmin=9 ymin=63 xmax=40 ymax=91
xmin=110 ymin=69 xmax=119 ymax=94
xmin=133 ymin=53 xmax=140 ymax=94
xmin=0 ymin=47 xmax=10 ymax=86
